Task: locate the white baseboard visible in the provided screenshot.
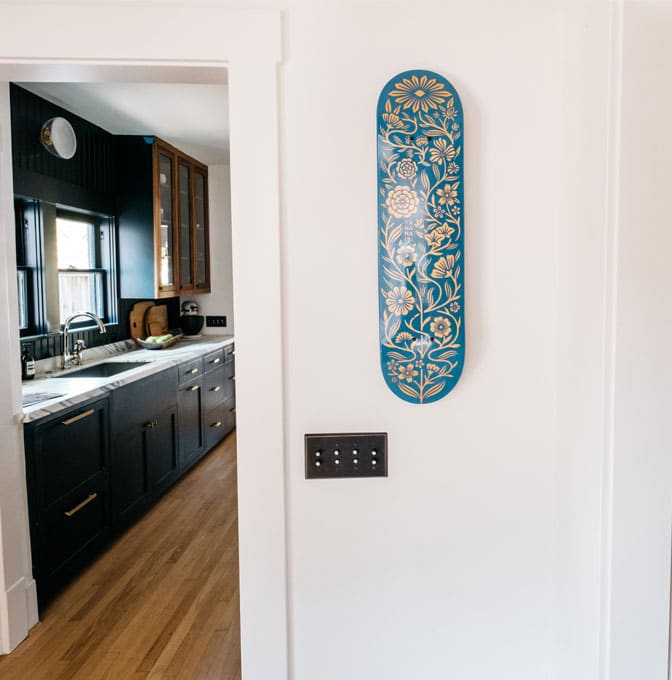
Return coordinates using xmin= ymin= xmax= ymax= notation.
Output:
xmin=1 ymin=576 xmax=38 ymax=653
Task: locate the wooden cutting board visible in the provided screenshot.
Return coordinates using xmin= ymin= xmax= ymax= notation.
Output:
xmin=145 ymin=305 xmax=169 ymax=337
xmin=129 ymin=301 xmax=155 ymax=340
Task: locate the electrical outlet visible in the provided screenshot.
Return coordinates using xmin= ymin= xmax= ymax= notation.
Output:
xmin=206 ymin=315 xmax=227 ymax=327
xmin=305 ymin=433 xmax=388 ymax=479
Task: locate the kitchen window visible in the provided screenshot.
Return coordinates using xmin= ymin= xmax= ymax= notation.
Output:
xmin=15 ymin=198 xmax=118 ymax=336
xmin=56 ymin=214 xmax=106 ymax=323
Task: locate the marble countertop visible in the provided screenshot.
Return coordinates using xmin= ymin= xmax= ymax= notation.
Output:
xmin=22 ymin=335 xmax=234 ymax=424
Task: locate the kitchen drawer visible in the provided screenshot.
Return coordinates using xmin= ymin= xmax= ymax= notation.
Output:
xmin=224 ymin=344 xmax=234 ymax=362
xmin=111 ymin=368 xmax=177 ymax=433
xmin=203 ymin=348 xmax=225 ymax=373
xmin=42 ymin=474 xmax=107 ymax=576
xmin=204 ymin=398 xmax=235 ymax=450
xmin=178 ymin=357 xmax=203 ymax=384
xmin=31 ymin=399 xmax=108 ymax=507
xmin=204 ymin=366 xmax=226 ymax=411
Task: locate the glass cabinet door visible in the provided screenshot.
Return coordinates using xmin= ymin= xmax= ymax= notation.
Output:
xmin=157 ymin=151 xmax=176 ymax=292
xmin=178 ymin=160 xmax=193 ymax=289
xmin=194 ymin=168 xmax=209 ymax=289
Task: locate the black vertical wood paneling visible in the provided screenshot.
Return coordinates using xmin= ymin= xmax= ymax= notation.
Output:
xmin=10 ymin=84 xmax=116 ymax=212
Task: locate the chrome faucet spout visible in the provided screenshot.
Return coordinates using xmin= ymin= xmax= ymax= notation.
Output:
xmin=62 ymin=312 xmax=106 ymax=369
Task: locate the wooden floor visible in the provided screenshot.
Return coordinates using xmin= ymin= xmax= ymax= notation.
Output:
xmin=0 ymin=433 xmax=241 ymax=680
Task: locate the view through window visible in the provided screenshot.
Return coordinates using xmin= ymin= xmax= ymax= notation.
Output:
xmin=57 ymin=216 xmax=105 ymax=323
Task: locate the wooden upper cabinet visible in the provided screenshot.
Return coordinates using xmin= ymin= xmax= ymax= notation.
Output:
xmin=117 ymin=136 xmax=210 ymax=299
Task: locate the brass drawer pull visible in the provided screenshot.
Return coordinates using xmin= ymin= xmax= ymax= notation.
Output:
xmin=210 ymin=357 xmax=221 ymax=365
xmin=229 ymin=407 xmax=236 ymax=413
xmin=188 ymin=368 xmax=199 ymax=375
xmin=61 ymin=409 xmax=95 ymax=426
xmin=190 ymin=385 xmax=200 ymax=391
xmin=65 ymin=492 xmax=97 ymax=517
xmin=211 ymin=385 xmax=221 ymax=392
xmin=145 ymin=419 xmax=158 ymax=429
xmin=229 ymin=376 xmax=235 ymax=381
xmin=211 ymin=421 xmax=222 ymax=428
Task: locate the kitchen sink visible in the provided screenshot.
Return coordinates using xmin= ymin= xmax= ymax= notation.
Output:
xmin=60 ymin=361 xmax=150 ymax=379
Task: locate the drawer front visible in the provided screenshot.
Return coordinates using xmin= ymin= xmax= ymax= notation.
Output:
xmin=203 ymin=348 xmax=225 ymax=373
xmin=32 ymin=399 xmax=108 ymax=507
xmin=111 ymin=368 xmax=177 ymax=432
xmin=224 ymin=343 xmax=235 ymax=361
xmin=204 ymin=366 xmax=226 ymax=411
xmin=178 ymin=357 xmax=203 ymax=385
xmin=40 ymin=474 xmax=107 ymax=581
xmin=204 ymin=398 xmax=235 ymax=451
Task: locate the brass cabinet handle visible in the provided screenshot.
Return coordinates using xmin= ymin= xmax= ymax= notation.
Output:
xmin=229 ymin=407 xmax=236 ymax=413
xmin=211 ymin=385 xmax=221 ymax=392
xmin=61 ymin=408 xmax=95 ymax=426
xmin=145 ymin=419 xmax=158 ymax=429
xmin=65 ymin=492 xmax=97 ymax=517
xmin=229 ymin=376 xmax=235 ymax=381
xmin=190 ymin=385 xmax=200 ymax=391
xmin=188 ymin=368 xmax=199 ymax=375
xmin=210 ymin=357 xmax=221 ymax=365
xmin=211 ymin=421 xmax=222 ymax=428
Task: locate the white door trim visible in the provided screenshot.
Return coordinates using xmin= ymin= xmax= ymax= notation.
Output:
xmin=0 ymin=5 xmax=287 ymax=679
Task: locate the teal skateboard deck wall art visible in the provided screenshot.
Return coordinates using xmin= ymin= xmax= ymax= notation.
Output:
xmin=377 ymin=70 xmax=465 ymax=404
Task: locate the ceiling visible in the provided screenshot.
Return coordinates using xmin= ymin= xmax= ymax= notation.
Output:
xmin=18 ymin=82 xmax=230 ymax=165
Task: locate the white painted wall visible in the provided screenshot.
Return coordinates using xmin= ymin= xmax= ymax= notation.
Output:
xmin=191 ymin=164 xmax=235 ymax=334
xmin=606 ymin=2 xmax=672 ymax=677
xmin=279 ymin=3 xmax=610 ymax=678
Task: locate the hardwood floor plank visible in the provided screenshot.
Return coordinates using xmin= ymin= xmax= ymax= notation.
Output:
xmin=0 ymin=432 xmax=240 ymax=680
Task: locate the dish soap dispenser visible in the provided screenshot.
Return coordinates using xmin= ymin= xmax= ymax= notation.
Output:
xmin=21 ymin=344 xmax=35 ymax=381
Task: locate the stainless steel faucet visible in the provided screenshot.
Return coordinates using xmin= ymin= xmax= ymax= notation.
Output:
xmin=62 ymin=312 xmax=106 ymax=369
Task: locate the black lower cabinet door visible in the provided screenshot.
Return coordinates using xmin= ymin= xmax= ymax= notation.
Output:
xmin=148 ymin=405 xmax=179 ymax=498
xmin=178 ymin=379 xmax=204 ymax=472
xmin=111 ymin=425 xmax=151 ymax=532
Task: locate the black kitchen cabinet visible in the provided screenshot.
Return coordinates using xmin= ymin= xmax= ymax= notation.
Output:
xmin=116 ymin=135 xmax=210 ymax=299
xmin=178 ymin=372 xmax=205 ymax=473
xmin=24 ymin=343 xmax=234 ymax=610
xmin=110 ymin=368 xmax=179 ymax=532
xmin=23 ymin=397 xmax=110 ymax=606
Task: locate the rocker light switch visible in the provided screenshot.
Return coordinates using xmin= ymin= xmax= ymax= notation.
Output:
xmin=305 ymin=433 xmax=388 ymax=479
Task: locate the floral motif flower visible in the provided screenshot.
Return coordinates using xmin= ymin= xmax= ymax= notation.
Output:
xmin=447 ymin=161 xmax=460 ymax=175
xmin=431 ymin=255 xmax=456 ymax=278
xmin=437 ymin=182 xmax=460 ymax=207
xmin=426 ymin=363 xmax=439 ymax=374
xmin=395 ymin=331 xmax=413 ymax=343
xmin=396 ymin=362 xmax=418 ymax=383
xmin=425 ymin=224 xmax=455 ymax=247
xmin=430 ymin=316 xmax=452 ymax=340
xmin=429 ymin=139 xmax=457 ymax=165
xmin=433 ymin=206 xmax=446 ymax=219
xmin=384 ymin=286 xmax=415 ymax=316
xmin=416 ymin=136 xmax=429 ymax=147
xmin=381 ymin=99 xmax=404 ymax=129
xmin=442 ymin=99 xmax=458 ymax=120
xmin=389 ymin=74 xmax=452 ymax=113
xmin=396 ymin=158 xmax=417 ymax=180
xmin=449 ymin=301 xmax=461 ymax=313
xmin=385 ymin=186 xmax=420 ymax=218
xmin=396 ymin=243 xmax=417 ymax=267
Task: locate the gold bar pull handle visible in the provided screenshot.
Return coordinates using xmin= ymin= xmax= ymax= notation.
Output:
xmin=61 ymin=409 xmax=95 ymax=426
xmin=188 ymin=368 xmax=199 ymax=375
xmin=210 ymin=357 xmax=221 ymax=365
xmin=211 ymin=385 xmax=221 ymax=392
xmin=211 ymin=421 xmax=222 ymax=428
xmin=190 ymin=385 xmax=200 ymax=392
xmin=65 ymin=492 xmax=97 ymax=517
